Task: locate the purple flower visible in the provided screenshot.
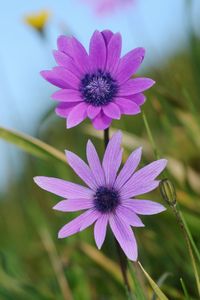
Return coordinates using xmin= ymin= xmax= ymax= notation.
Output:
xmin=41 ymin=30 xmax=155 ymax=130
xmin=34 ymin=131 xmax=167 ymax=261
xmin=82 ymin=0 xmax=134 ymax=15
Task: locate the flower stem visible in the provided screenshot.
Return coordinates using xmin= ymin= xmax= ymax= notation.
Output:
xmin=142 ymin=111 xmax=160 ymax=160
xmin=103 ymin=128 xmax=132 ymax=296
xmin=142 ymin=111 xmax=200 ymax=297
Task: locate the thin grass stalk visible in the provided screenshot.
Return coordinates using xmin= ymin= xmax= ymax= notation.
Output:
xmin=39 ymin=228 xmax=74 ymax=300
xmin=142 ymin=109 xmax=200 ymax=297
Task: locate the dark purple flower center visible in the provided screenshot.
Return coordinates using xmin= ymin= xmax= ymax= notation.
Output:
xmin=80 ymin=70 xmax=118 ymax=107
xmin=94 ymin=186 xmax=120 ymax=213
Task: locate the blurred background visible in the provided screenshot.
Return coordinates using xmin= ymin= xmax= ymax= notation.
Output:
xmin=0 ymin=0 xmax=200 ymax=299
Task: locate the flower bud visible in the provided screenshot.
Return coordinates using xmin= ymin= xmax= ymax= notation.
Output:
xmin=159 ymin=178 xmax=176 ymax=206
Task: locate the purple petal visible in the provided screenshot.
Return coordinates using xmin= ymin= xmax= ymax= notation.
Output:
xmin=65 ymin=150 xmax=97 ymax=190
xmin=86 ymin=140 xmax=106 ymax=186
xmin=55 ymin=102 xmax=77 ymax=118
xmin=114 ymin=147 xmax=142 ymax=189
xmin=119 ymin=78 xmax=155 ymax=96
xmin=101 ymin=30 xmax=114 ymax=46
xmin=71 ymin=37 xmax=90 ymax=73
xmin=120 ymin=180 xmax=160 ymax=200
xmin=119 ymin=159 xmax=167 ymax=199
xmin=67 ymin=102 xmax=88 ymax=128
xmin=89 ymin=30 xmax=106 ymax=71
xmin=103 ymin=102 xmax=121 ymax=119
xmin=92 ymin=111 xmax=112 ymax=130
xmin=116 ymin=206 xmax=144 ymax=227
xmin=126 ymin=159 xmax=167 ymax=185
xmin=109 ymin=214 xmax=138 ymax=261
xmin=53 ymin=50 xmax=81 ymax=78
xmin=116 ymin=47 xmax=145 ymax=84
xmin=115 ymin=98 xmax=141 ymax=115
xmin=123 ymin=199 xmax=166 ymax=215
xmin=102 ymin=131 xmax=122 ymax=186
xmin=52 ymin=89 xmax=82 ymax=102
xmin=132 ymin=93 xmax=146 ymax=106
xmin=80 ymin=209 xmax=100 ymax=231
xmin=87 ymin=105 xmax=101 ymax=119
xmin=40 ymin=70 xmax=70 ymax=89
xmin=53 ymin=199 xmax=94 ymax=212
xmin=57 ymin=35 xmax=74 ymax=58
xmin=94 ymin=214 xmax=109 ymax=249
xmin=34 ymin=176 xmax=93 ymax=199
xmin=106 ymin=33 xmax=122 ymax=73
xmin=58 ymin=209 xmax=95 ymax=238
xmin=42 ymin=67 xmax=80 ymax=89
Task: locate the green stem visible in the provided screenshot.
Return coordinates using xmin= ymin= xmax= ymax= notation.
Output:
xmin=104 ymin=128 xmax=132 ymax=297
xmin=142 ymin=111 xmax=159 ymax=159
xmin=142 ymin=109 xmax=200 ymax=297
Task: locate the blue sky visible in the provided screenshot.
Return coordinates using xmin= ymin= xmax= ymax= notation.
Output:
xmin=0 ymin=0 xmax=199 ymax=190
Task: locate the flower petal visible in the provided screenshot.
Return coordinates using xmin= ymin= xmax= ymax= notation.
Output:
xmin=116 ymin=206 xmax=144 ymax=227
xmin=34 ymin=176 xmax=93 ymax=199
xmin=89 ymin=30 xmax=106 ymax=71
xmin=106 ymin=33 xmax=122 ymax=73
xmin=102 ymin=131 xmax=122 ymax=186
xmin=132 ymin=93 xmax=146 ymax=106
xmin=103 ymin=102 xmax=121 ymax=119
xmin=86 ymin=140 xmax=106 ymax=186
xmin=58 ymin=209 xmax=95 ymax=238
xmin=87 ymin=105 xmax=101 ymax=119
xmin=120 ymin=180 xmax=160 ymax=200
xmin=65 ymin=150 xmax=97 ymax=190
xmin=109 ymin=214 xmax=138 ymax=261
xmin=42 ymin=67 xmax=80 ymax=89
xmin=55 ymin=102 xmax=78 ymax=118
xmin=67 ymin=102 xmax=88 ymax=128
xmin=116 ymin=47 xmax=145 ymax=83
xmin=40 ymin=70 xmax=69 ymax=89
xmin=101 ymin=30 xmax=114 ymax=45
xmin=92 ymin=111 xmax=112 ymax=130
xmin=94 ymin=214 xmax=109 ymax=249
xmin=115 ymin=98 xmax=141 ymax=115
xmin=57 ymin=35 xmax=74 ymax=58
xmin=114 ymin=147 xmax=142 ymax=189
xmin=123 ymin=199 xmax=166 ymax=215
xmin=80 ymin=209 xmax=100 ymax=231
xmin=52 ymin=89 xmax=82 ymax=102
xmin=71 ymin=37 xmax=90 ymax=73
xmin=53 ymin=199 xmax=94 ymax=212
xmin=120 ymin=159 xmax=167 ymax=199
xmin=119 ymin=78 xmax=155 ymax=96
xmin=53 ymin=50 xmax=81 ymax=78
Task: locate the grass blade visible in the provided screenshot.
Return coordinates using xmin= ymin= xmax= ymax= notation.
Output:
xmin=0 ymin=127 xmax=66 ymax=163
xmin=180 ymin=278 xmax=191 ymax=300
xmin=138 ymin=262 xmax=169 ymax=300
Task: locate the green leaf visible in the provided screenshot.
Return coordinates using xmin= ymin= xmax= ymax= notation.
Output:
xmin=138 ymin=262 xmax=169 ymax=300
xmin=128 ymin=261 xmax=146 ymax=300
xmin=0 ymin=127 xmax=66 ymax=163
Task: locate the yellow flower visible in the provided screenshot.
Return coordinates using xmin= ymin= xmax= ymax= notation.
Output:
xmin=24 ymin=10 xmax=50 ymax=33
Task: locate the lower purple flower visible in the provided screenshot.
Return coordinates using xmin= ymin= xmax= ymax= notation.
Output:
xmin=34 ymin=132 xmax=167 ymax=261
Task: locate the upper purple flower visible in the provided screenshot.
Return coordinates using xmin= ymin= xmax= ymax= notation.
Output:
xmin=34 ymin=131 xmax=167 ymax=261
xmin=41 ymin=30 xmax=155 ymax=130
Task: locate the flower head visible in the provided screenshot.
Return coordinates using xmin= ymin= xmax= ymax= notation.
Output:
xmin=41 ymin=30 xmax=155 ymax=130
xmin=83 ymin=0 xmax=134 ymax=15
xmin=24 ymin=10 xmax=50 ymax=34
xmin=34 ymin=132 xmax=167 ymax=261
